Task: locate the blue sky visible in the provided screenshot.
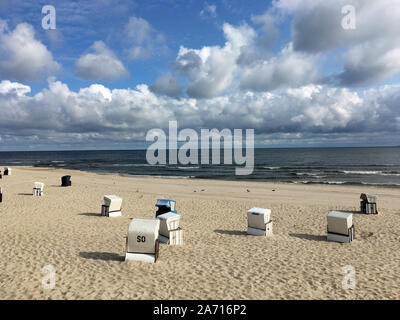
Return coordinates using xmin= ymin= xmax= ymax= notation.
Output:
xmin=0 ymin=0 xmax=400 ymax=150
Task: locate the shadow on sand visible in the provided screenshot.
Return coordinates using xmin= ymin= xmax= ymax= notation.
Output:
xmin=79 ymin=212 xmax=101 ymax=217
xmin=79 ymin=252 xmax=124 ymax=262
xmin=18 ymin=193 xmax=33 ymax=196
xmin=214 ymin=229 xmax=247 ymax=236
xmin=289 ymin=233 xmax=328 ymax=242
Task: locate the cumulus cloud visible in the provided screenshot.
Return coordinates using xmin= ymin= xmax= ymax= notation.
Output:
xmin=0 ymin=20 xmax=60 ymax=81
xmin=240 ymin=43 xmax=317 ymax=91
xmin=1 ymin=79 xmax=400 ymax=148
xmin=124 ymin=16 xmax=167 ymax=60
xmin=75 ymin=41 xmax=129 ymax=81
xmin=150 ymin=74 xmax=183 ymax=98
xmin=173 ymin=23 xmax=256 ymax=98
xmin=270 ymin=0 xmax=400 ymax=86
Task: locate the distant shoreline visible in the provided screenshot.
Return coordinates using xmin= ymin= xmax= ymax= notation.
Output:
xmin=2 ymin=165 xmax=399 ymax=189
xmin=0 ymin=146 xmax=399 ymax=153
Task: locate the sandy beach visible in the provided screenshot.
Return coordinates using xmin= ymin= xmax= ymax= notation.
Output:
xmin=0 ymin=166 xmax=399 ymax=300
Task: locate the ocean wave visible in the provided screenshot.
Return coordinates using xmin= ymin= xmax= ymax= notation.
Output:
xmin=178 ymin=166 xmax=200 ymax=170
xmin=263 ymin=166 xmax=281 ymax=170
xmin=342 ymin=170 xmax=382 ymax=175
xmin=121 ymin=173 xmax=195 ymax=179
xmin=292 ymin=180 xmax=400 ymax=187
xmin=341 ymin=170 xmax=400 ymax=176
xmin=111 ymin=163 xmax=166 ymax=167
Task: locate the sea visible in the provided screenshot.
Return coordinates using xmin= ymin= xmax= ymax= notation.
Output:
xmin=0 ymin=147 xmax=399 ymax=187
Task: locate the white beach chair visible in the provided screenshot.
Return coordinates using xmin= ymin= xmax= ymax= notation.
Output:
xmin=157 ymin=212 xmax=183 ymax=245
xmin=125 ymin=218 xmax=160 ymax=263
xmin=247 ymin=207 xmax=273 ymax=236
xmin=33 ymin=182 xmax=44 ymax=196
xmin=4 ymin=168 xmax=11 ymax=176
xmin=0 ymin=186 xmax=3 ymax=203
xmin=327 ymin=211 xmax=355 ymax=243
xmin=102 ymin=195 xmax=122 ymax=217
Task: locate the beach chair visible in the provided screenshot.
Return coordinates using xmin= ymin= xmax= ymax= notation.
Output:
xmin=157 ymin=212 xmax=183 ymax=245
xmin=33 ymin=182 xmax=44 ymax=196
xmin=4 ymin=168 xmax=11 ymax=176
xmin=61 ymin=175 xmax=72 ymax=187
xmin=155 ymin=199 xmax=177 ymax=217
xmin=0 ymin=187 xmax=3 ymax=203
xmin=327 ymin=211 xmax=355 ymax=243
xmin=247 ymin=207 xmax=273 ymax=236
xmin=0 ymin=169 xmax=2 ymax=179
xmin=125 ymin=218 xmax=160 ymax=263
xmin=360 ymin=193 xmax=378 ymax=214
xmin=101 ymin=195 xmax=122 ymax=217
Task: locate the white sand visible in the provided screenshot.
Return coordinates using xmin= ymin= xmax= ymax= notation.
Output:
xmin=0 ymin=167 xmax=399 ymax=299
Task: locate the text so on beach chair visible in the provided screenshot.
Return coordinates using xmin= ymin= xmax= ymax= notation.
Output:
xmin=327 ymin=211 xmax=355 ymax=243
xmin=155 ymin=199 xmax=177 ymax=217
xmin=360 ymin=193 xmax=378 ymax=214
xmin=101 ymin=195 xmax=122 ymax=217
xmin=33 ymin=182 xmax=45 ymax=196
xmin=125 ymin=218 xmax=160 ymax=263
xmin=157 ymin=212 xmax=183 ymax=245
xmin=61 ymin=175 xmax=72 ymax=187
xmin=247 ymin=207 xmax=273 ymax=236
xmin=4 ymin=168 xmax=11 ymax=176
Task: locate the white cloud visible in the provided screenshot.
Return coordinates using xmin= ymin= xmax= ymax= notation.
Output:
xmin=200 ymin=2 xmax=217 ymax=18
xmin=0 ymin=79 xmax=399 ymax=148
xmin=0 ymin=20 xmax=60 ymax=81
xmin=240 ymin=43 xmax=317 ymax=91
xmin=124 ymin=16 xmax=167 ymax=60
xmin=270 ymin=0 xmax=400 ymax=86
xmin=173 ymin=23 xmax=256 ymax=98
xmin=75 ymin=41 xmax=129 ymax=81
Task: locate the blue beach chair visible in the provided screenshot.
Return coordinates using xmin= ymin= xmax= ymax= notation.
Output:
xmin=155 ymin=199 xmax=177 ymax=217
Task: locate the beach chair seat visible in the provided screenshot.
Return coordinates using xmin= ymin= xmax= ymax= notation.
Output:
xmin=155 ymin=199 xmax=177 ymax=217
xmin=125 ymin=218 xmax=160 ymax=263
xmin=327 ymin=226 xmax=355 ymax=243
xmin=247 ymin=221 xmax=273 ymax=236
xmin=33 ymin=182 xmax=44 ymax=196
xmin=102 ymin=195 xmax=122 ymax=217
xmin=159 ymin=228 xmax=183 ymax=245
xmin=327 ymin=211 xmax=355 ymax=243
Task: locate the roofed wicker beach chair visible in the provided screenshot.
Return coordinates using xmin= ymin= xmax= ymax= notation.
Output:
xmin=61 ymin=175 xmax=72 ymax=187
xmin=33 ymin=182 xmax=44 ymax=196
xmin=125 ymin=218 xmax=160 ymax=263
xmin=247 ymin=207 xmax=273 ymax=236
xmin=157 ymin=212 xmax=183 ymax=245
xmin=327 ymin=211 xmax=355 ymax=243
xmin=4 ymin=168 xmax=11 ymax=176
xmin=101 ymin=195 xmax=122 ymax=217
xmin=360 ymin=193 xmax=378 ymax=214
